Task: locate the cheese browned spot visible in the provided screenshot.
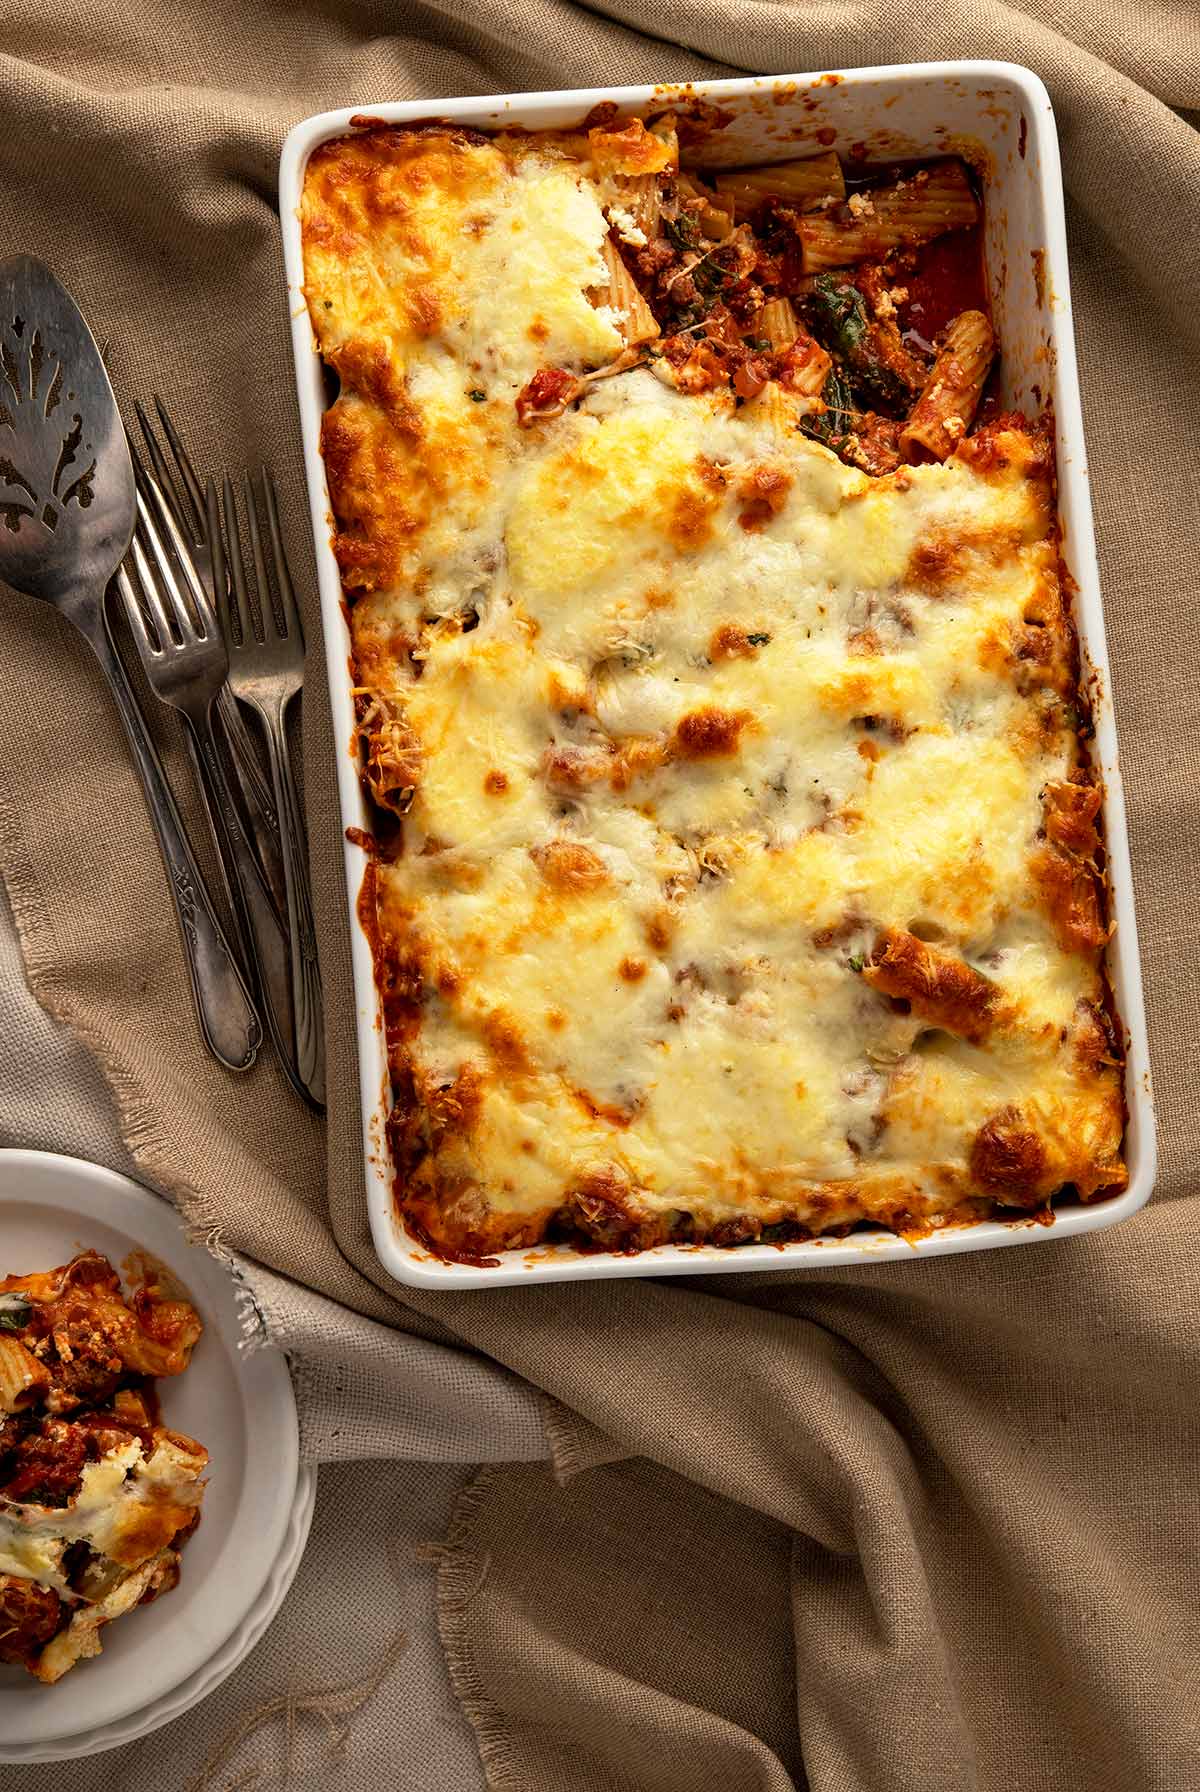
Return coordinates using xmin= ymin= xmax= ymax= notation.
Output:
xmin=1042 ymin=777 xmax=1102 ymax=856
xmin=589 ymin=118 xmax=675 ymax=176
xmin=737 ymin=464 xmax=792 ymax=531
xmin=303 ymin=121 xmax=1125 ymax=1261
xmin=864 ymin=928 xmax=998 ymax=1043
xmin=666 ymin=485 xmax=721 ymax=551
xmin=969 ymin=1107 xmax=1048 ymax=1205
xmin=530 ymin=840 xmax=610 ymax=889
xmin=710 ymin=623 xmax=766 ymax=660
xmin=481 ymin=1009 xmax=533 ymax=1076
xmin=644 ymin=909 xmax=675 ymax=950
xmin=672 ymin=707 xmax=752 ymax=759
xmin=905 ymin=524 xmax=1022 ymax=595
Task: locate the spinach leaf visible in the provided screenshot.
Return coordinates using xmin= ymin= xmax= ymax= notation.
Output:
xmin=801 ymin=367 xmax=858 ymax=451
xmin=0 ymin=1292 xmax=32 ymax=1333
xmin=663 ymin=211 xmax=703 ymax=253
xmin=806 ymin=275 xmax=869 ymax=359
xmin=803 ymin=275 xmax=913 ymax=413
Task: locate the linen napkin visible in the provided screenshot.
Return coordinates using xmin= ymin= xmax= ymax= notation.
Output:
xmin=0 ymin=1 xmax=1198 ymax=1787
xmin=0 ymin=872 xmax=544 ymax=1790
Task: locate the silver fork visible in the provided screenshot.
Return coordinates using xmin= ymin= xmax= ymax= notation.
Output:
xmin=114 ymin=449 xmax=320 ymax=1111
xmin=134 ymin=397 xmax=288 ymax=918
xmin=208 ymin=472 xmax=325 ymax=1111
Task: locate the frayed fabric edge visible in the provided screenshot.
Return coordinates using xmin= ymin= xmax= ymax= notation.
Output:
xmin=539 ymin=1391 xmax=630 ymax=1485
xmin=540 ymin=1390 xmax=594 ymax=1484
xmin=231 ymin=1262 xmax=274 ymax=1352
xmin=435 ymin=1466 xmax=529 ymax=1792
xmin=0 ymin=786 xmax=239 ymax=1272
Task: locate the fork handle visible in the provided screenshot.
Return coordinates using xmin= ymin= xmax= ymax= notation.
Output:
xmin=217 ymin=687 xmax=288 ymax=914
xmin=261 ymin=707 xmax=325 ymax=1109
xmin=186 ymin=710 xmax=322 ymax=1112
xmin=82 ymin=606 xmax=263 ymax=1072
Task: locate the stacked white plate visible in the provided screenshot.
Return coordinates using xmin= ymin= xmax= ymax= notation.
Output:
xmin=0 ymin=1150 xmax=315 ymax=1762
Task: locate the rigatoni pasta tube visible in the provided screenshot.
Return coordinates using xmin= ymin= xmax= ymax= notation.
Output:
xmin=715 ymin=151 xmax=845 ymax=221
xmin=593 ymin=237 xmax=660 ymax=347
xmin=673 ymin=173 xmax=732 ymax=240
xmin=750 ymin=299 xmax=832 ymax=398
xmin=899 ymin=309 xmax=995 ymax=464
xmin=783 ymin=335 xmax=833 ymax=398
xmin=863 ymin=926 xmax=998 ymax=1042
xmin=0 ymin=1334 xmax=49 ymax=1412
xmin=618 ymin=172 xmax=661 ymax=239
xmin=797 ymin=159 xmax=978 ymax=273
xmin=603 ymin=125 xmax=678 ymax=238
xmin=756 ymin=297 xmax=799 ymax=349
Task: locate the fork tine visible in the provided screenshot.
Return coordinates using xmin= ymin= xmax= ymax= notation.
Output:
xmin=114 ymin=562 xmax=162 ymax=658
xmin=126 ymin=425 xmax=155 ymax=503
xmin=205 ymin=478 xmax=235 ymax=644
xmin=127 ymin=515 xmax=178 ymax=649
xmin=157 ymin=486 xmax=220 ymax=638
xmin=130 ymin=439 xmax=218 ymax=641
xmin=221 ymin=474 xmax=257 ymax=645
xmin=134 ymin=400 xmax=188 ymax=535
xmin=260 ymin=467 xmax=305 ymax=648
xmin=134 ymin=486 xmax=199 ymax=643
xmin=154 ymin=394 xmax=206 ymax=541
xmin=244 ymin=473 xmax=277 ymax=641
xmin=127 ymin=429 xmax=176 ymax=554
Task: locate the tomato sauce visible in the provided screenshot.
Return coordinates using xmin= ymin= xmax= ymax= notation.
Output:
xmin=898 ymin=224 xmax=988 ymax=350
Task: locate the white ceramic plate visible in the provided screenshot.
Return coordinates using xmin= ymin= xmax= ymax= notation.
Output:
xmin=0 ymin=1149 xmax=307 ymax=1755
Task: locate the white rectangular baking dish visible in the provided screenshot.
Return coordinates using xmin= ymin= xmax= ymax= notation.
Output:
xmin=279 ymin=61 xmax=1155 ymax=1288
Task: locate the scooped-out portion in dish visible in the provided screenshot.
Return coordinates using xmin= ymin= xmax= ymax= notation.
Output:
xmin=300 ymin=108 xmax=1126 ymax=1265
xmin=0 ymin=1251 xmax=207 ymax=1683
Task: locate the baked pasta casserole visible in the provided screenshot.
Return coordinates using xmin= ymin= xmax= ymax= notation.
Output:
xmin=301 ymin=108 xmax=1126 ymax=1263
xmin=0 ymin=1252 xmax=206 ymax=1681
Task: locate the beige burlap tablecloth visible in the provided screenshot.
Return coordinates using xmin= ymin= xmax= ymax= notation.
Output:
xmin=0 ymin=2 xmax=1198 ymax=1787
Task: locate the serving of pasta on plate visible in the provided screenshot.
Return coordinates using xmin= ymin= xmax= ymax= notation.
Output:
xmin=0 ymin=1251 xmax=207 ymax=1684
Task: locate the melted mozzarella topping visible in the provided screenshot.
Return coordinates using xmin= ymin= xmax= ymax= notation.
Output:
xmin=0 ymin=1436 xmax=206 ymax=1592
xmin=302 ymin=126 xmax=1124 ymax=1254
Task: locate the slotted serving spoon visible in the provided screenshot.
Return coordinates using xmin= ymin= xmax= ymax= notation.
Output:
xmin=0 ymin=255 xmax=261 ymax=1071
